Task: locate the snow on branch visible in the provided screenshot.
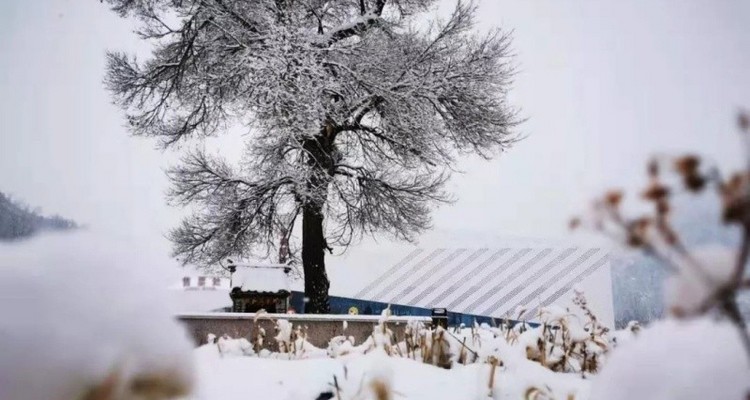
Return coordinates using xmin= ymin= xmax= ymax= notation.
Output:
xmin=324 ymin=9 xmax=384 ymax=46
xmin=106 ymin=0 xmax=517 ymax=266
xmin=167 ymin=150 xmax=298 ymax=266
xmin=329 ymin=163 xmax=450 ymax=245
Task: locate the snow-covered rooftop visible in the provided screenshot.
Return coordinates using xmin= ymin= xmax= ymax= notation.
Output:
xmin=322 ymin=240 xmax=613 ymax=326
xmin=232 ymin=264 xmax=291 ymax=293
xmin=350 ymin=247 xmax=609 ymax=315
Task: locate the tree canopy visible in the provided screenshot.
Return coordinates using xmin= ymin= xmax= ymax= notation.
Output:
xmin=105 ymin=0 xmax=517 ymax=312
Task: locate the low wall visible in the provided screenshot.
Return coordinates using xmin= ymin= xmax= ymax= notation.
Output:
xmin=177 ymin=313 xmax=432 ymax=350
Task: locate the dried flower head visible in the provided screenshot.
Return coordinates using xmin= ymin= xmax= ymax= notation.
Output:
xmin=683 ymin=174 xmax=707 ymax=192
xmin=720 ymin=172 xmax=750 ymax=224
xmin=635 ymin=217 xmax=651 ymax=231
xmin=130 ymin=370 xmax=192 ymax=399
xmin=625 ymin=217 xmax=651 ymax=248
xmin=642 ymin=180 xmax=670 ymax=202
xmin=647 ymin=158 xmax=659 ymax=178
xmin=738 ymin=111 xmax=750 ymax=132
xmin=604 ymin=190 xmax=624 ymax=208
xmin=525 ymin=387 xmax=552 ymax=400
xmin=656 ymin=199 xmax=671 ymax=216
xmin=722 ymin=194 xmax=750 ymax=225
xmin=569 ymin=217 xmax=581 ymax=230
xmin=82 ymin=370 xmax=120 ymax=400
xmin=723 ymin=172 xmax=748 ymax=195
xmin=626 ymin=232 xmax=646 ymax=248
xmin=674 ymin=155 xmax=701 ymax=176
xmin=370 ymin=379 xmax=392 ymax=400
xmin=656 ymin=220 xmax=679 ymax=245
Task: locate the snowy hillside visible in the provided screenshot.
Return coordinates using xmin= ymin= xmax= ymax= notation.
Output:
xmin=0 ymin=191 xmax=77 ymax=240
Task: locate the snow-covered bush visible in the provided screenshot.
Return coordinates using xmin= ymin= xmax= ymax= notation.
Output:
xmin=216 ymin=334 xmax=255 ymax=357
xmin=199 ymin=291 xmax=610 ymax=377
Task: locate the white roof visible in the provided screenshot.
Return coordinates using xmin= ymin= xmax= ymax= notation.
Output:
xmin=344 ymin=247 xmax=609 ymax=318
xmin=233 ymin=265 xmax=290 ymax=293
xmin=317 ymin=233 xmax=613 ymax=325
xmin=255 ymin=232 xmax=613 ymax=325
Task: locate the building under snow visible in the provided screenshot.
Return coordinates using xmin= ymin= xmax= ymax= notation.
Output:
xmin=168 ymin=272 xmax=232 ymax=313
xmin=171 ymin=236 xmax=615 ymax=327
xmin=229 ymin=264 xmax=292 ymax=313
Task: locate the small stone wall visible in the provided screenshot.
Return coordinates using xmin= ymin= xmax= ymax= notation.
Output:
xmin=177 ymin=313 xmax=432 ymax=351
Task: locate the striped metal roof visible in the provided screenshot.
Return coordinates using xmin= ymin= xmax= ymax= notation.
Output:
xmin=352 ymin=247 xmax=609 ymax=318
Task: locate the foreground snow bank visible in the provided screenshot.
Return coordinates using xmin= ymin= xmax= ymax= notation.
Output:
xmin=591 ymin=317 xmax=750 ymax=400
xmin=0 ymin=232 xmax=194 ymax=400
xmin=193 ymin=312 xmax=750 ymax=399
xmin=193 ymin=307 xmax=595 ymax=399
xmin=191 ymin=342 xmax=589 ymax=400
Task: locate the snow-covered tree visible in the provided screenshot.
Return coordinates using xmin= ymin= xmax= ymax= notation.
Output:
xmin=0 ymin=191 xmax=78 ymax=241
xmin=104 ymin=0 xmax=517 ymax=312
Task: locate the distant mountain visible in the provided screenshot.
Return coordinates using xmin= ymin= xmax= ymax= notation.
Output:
xmin=0 ymin=192 xmax=78 ymax=241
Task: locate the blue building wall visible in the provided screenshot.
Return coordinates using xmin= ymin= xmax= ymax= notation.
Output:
xmin=289 ymin=291 xmax=535 ymax=328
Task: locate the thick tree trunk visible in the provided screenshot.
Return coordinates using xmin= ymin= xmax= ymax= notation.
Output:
xmin=301 ymin=202 xmax=330 ymax=313
xmin=300 ymin=129 xmax=336 ymax=314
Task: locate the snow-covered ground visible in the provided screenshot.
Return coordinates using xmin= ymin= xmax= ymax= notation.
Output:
xmin=190 ymin=346 xmax=586 ymax=400
xmin=189 ymin=329 xmax=590 ymax=400
xmin=2 ymin=233 xmax=749 ymax=400
xmin=592 ymin=318 xmax=750 ymax=400
xmin=185 ymin=315 xmax=750 ymax=400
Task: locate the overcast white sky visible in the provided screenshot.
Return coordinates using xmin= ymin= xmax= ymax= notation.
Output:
xmin=2 ymin=0 xmax=750 ymax=259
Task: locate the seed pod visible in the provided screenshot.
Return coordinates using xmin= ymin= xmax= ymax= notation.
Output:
xmin=569 ymin=217 xmax=581 ymax=230
xmin=626 ymin=218 xmax=650 ymax=248
xmin=722 ymin=195 xmax=750 ymax=224
xmin=738 ymin=111 xmax=750 ymax=132
xmin=642 ymin=180 xmax=670 ymax=202
xmin=655 ymin=218 xmax=679 ymax=245
xmin=604 ymin=190 xmax=624 ymax=208
xmin=683 ymin=174 xmax=706 ymax=192
xmin=674 ymin=155 xmax=700 ymax=177
xmin=656 ymin=199 xmax=670 ymax=215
